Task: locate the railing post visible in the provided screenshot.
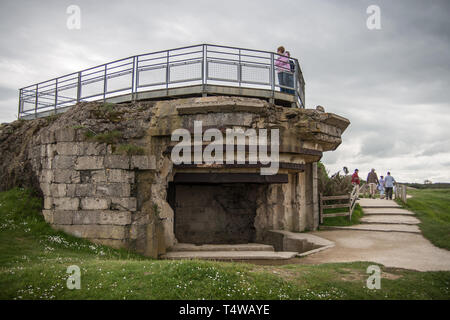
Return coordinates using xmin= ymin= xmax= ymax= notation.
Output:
xmin=103 ymin=64 xmax=107 ymax=102
xmin=18 ymin=89 xmax=22 ymax=119
xmin=35 ymin=84 xmax=38 ymax=117
xmin=166 ymin=50 xmax=170 ymax=93
xmin=202 ymin=44 xmax=208 ymax=97
xmin=238 ymin=49 xmax=242 ymax=87
xmin=270 ymin=53 xmax=275 ymax=100
xmin=54 ymin=78 xmax=58 ymax=112
xmin=294 ymin=61 xmax=299 ymax=107
xmin=131 ymin=56 xmax=136 ymax=101
xmin=76 ymin=71 xmax=81 ymax=103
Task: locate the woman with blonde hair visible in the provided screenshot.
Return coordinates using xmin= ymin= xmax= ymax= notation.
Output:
xmin=275 ymin=46 xmax=290 ymax=93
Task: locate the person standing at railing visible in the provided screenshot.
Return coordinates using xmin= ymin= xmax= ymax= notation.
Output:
xmin=285 ymin=51 xmax=295 ymax=95
xmin=366 ymin=168 xmax=379 ymax=199
xmin=384 ymin=172 xmax=396 ymax=200
xmin=275 ymin=46 xmax=290 ymax=93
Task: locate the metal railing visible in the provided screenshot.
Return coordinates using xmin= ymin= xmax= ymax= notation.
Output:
xmin=18 ymin=44 xmax=306 ymax=119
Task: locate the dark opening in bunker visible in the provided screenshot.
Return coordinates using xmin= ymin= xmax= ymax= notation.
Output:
xmin=168 ymin=173 xmax=288 ymax=245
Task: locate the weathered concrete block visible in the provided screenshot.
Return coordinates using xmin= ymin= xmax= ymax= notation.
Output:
xmin=53 ymin=170 xmax=81 ymax=183
xmin=106 ymin=169 xmax=135 ymax=183
xmin=41 ymin=157 xmax=53 ymax=169
xmin=46 ymin=144 xmax=57 ymax=158
xmin=72 ymin=210 xmax=130 ymax=225
xmin=91 ymin=170 xmax=107 ymax=183
xmin=50 ymin=184 xmax=68 ymax=197
xmin=55 ymin=142 xmax=79 ymax=156
xmin=78 ymin=142 xmax=107 ymax=156
xmin=53 ymin=155 xmax=77 ymax=169
xmin=72 ymin=210 xmax=98 ymax=225
xmin=75 ymin=156 xmax=104 ymax=170
xmin=55 ymin=128 xmax=76 ymax=142
xmin=111 ymin=197 xmax=137 ymax=211
xmin=54 ymin=224 xmax=126 ymax=239
xmin=53 ymin=197 xmax=80 ymax=211
xmin=81 ymin=197 xmax=110 ymax=210
xmin=104 ymin=155 xmax=130 ymax=169
xmin=131 ymin=155 xmax=155 ymax=170
xmin=53 ymin=210 xmax=74 ymax=225
xmin=96 ymin=183 xmax=131 ymax=197
xmin=40 ymin=145 xmax=47 ymax=158
xmin=40 ymin=170 xmax=54 ymax=183
xmin=75 ymin=184 xmax=96 ymax=197
xmin=99 ymin=211 xmax=132 ymax=225
xmin=44 ymin=197 xmax=53 ymax=210
xmin=65 ymin=184 xmax=76 ymax=197
xmin=42 ymin=210 xmax=54 ymax=223
xmin=40 ymin=130 xmax=55 ymax=144
xmin=40 ymin=183 xmax=51 ymax=196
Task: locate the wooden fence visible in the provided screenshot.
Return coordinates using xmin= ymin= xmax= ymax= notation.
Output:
xmin=395 ymin=184 xmax=407 ymax=203
xmin=319 ymin=186 xmax=358 ymax=224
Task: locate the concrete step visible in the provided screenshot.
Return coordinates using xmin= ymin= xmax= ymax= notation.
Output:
xmin=358 ymin=199 xmax=401 ymax=208
xmin=361 ymin=215 xmax=420 ymax=225
xmin=169 ymin=243 xmax=275 ymax=252
xmin=162 ymin=250 xmax=298 ymax=261
xmin=363 ymin=208 xmax=414 ymax=215
xmin=320 ymin=223 xmax=421 ymax=234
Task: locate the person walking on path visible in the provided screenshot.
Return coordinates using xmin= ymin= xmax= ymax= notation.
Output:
xmin=384 ymin=172 xmax=396 ymax=200
xmin=351 ymin=169 xmax=360 ymax=196
xmin=275 ymin=46 xmax=290 ymax=93
xmin=378 ymin=175 xmax=385 ymax=199
xmin=367 ymin=168 xmax=379 ymax=199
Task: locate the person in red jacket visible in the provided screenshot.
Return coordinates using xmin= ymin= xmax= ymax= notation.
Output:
xmin=351 ymin=169 xmax=360 ymax=197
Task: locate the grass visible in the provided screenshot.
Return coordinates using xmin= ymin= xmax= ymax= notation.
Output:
xmin=0 ymin=188 xmax=449 ymax=300
xmin=85 ymin=130 xmax=123 ymax=144
xmin=399 ymin=188 xmax=450 ymax=250
xmin=114 ymin=144 xmax=145 ymax=156
xmin=321 ymin=204 xmax=364 ymax=227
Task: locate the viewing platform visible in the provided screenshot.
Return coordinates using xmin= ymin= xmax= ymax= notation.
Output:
xmin=18 ymin=44 xmax=306 ymax=119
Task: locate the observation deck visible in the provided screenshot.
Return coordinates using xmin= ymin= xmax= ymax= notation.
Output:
xmin=18 ymin=44 xmax=306 ymax=119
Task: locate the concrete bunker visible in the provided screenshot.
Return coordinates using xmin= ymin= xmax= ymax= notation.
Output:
xmin=12 ymin=95 xmax=350 ymax=259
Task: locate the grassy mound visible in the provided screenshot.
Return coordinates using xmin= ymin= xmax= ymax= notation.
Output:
xmin=0 ymin=188 xmax=449 ymax=300
xmin=400 ymin=188 xmax=450 ymax=250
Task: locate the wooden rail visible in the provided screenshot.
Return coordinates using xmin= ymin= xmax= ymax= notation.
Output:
xmin=319 ymin=185 xmax=358 ymax=224
xmin=395 ymin=183 xmax=407 ymax=203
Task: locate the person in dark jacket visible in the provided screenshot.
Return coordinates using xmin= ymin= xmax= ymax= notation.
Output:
xmin=367 ymin=168 xmax=379 ymax=199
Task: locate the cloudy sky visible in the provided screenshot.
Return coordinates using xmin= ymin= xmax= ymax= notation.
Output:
xmin=0 ymin=0 xmax=449 ymax=182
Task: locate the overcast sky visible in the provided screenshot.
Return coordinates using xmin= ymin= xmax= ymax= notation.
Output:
xmin=0 ymin=0 xmax=449 ymax=182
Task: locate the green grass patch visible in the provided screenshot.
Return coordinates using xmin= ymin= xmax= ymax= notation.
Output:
xmin=321 ymin=204 xmax=364 ymax=226
xmin=399 ymin=188 xmax=450 ymax=250
xmin=85 ymin=130 xmax=123 ymax=144
xmin=1 ymin=188 xmax=449 ymax=300
xmin=113 ymin=144 xmax=145 ymax=156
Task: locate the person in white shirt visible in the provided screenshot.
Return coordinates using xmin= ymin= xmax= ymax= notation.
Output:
xmin=384 ymin=172 xmax=396 ymax=200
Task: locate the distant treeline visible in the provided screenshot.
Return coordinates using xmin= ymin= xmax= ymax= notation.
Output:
xmin=404 ymin=183 xmax=450 ymax=189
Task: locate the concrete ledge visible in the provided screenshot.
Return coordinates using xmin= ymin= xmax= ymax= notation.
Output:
xmin=169 ymin=243 xmax=275 ymax=252
xmin=267 ymin=230 xmax=335 ymax=257
xmin=162 ymin=251 xmax=298 ymax=260
xmin=319 ymin=224 xmax=421 ymax=234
